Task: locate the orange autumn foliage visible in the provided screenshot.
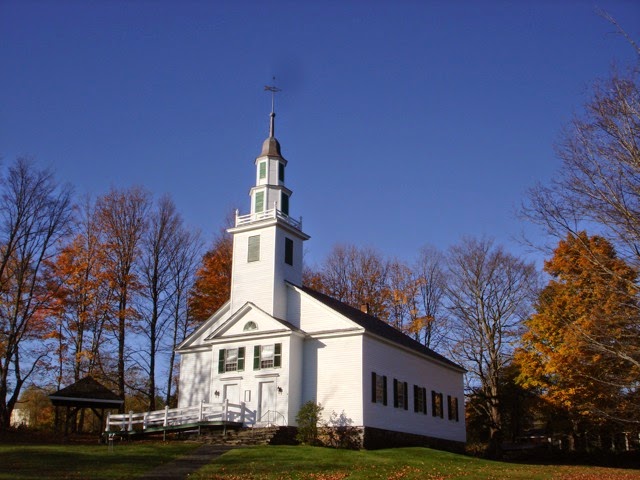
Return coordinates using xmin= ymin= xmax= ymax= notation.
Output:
xmin=515 ymin=232 xmax=639 ymax=423
xmin=189 ymin=233 xmax=233 ymax=322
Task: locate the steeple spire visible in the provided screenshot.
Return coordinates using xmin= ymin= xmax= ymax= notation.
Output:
xmin=264 ymin=77 xmax=280 ymax=139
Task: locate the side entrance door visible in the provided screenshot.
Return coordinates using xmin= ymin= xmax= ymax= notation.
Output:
xmin=258 ymin=381 xmax=276 ymax=424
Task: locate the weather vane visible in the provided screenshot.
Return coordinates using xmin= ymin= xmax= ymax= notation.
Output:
xmin=264 ymin=77 xmax=281 ymax=114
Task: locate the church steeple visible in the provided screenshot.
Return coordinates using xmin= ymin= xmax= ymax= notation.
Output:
xmin=227 ymin=89 xmax=309 ymax=319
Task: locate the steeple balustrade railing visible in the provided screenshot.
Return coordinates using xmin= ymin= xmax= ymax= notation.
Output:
xmin=235 ymin=208 xmax=302 ymax=230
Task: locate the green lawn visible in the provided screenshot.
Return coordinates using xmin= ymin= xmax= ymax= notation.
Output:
xmin=0 ymin=441 xmax=199 ymax=480
xmin=1 ymin=443 xmax=638 ymax=480
xmin=192 ymin=445 xmax=640 ymax=480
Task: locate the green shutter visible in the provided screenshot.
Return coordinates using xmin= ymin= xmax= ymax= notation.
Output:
xmin=393 ymin=379 xmax=398 ymax=408
xmin=284 ymin=238 xmax=293 ymax=266
xmin=281 ymin=193 xmax=289 ymax=215
xmin=403 ymin=382 xmax=409 ymax=410
xmin=253 ymin=345 xmax=260 ymax=370
xmin=422 ymin=388 xmax=427 ymax=415
xmin=413 ymin=385 xmax=419 ymax=412
xmin=274 ymin=343 xmax=282 ymax=367
xmin=238 ymin=347 xmax=245 ymax=371
xmin=382 ymin=376 xmax=387 ymax=406
xmin=431 ymin=391 xmax=436 ymax=417
xmin=439 ymin=393 xmax=444 ymax=418
xmin=372 ymin=372 xmax=377 ymax=403
xmin=259 ymin=162 xmax=266 ymax=179
xmin=255 ymin=191 xmax=264 ymax=213
xmin=278 ymin=162 xmax=285 ymax=182
xmin=218 ymin=349 xmax=225 ymax=374
xmin=248 ymin=235 xmax=260 ymax=262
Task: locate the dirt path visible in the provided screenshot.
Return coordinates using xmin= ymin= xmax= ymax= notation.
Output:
xmin=139 ymin=444 xmax=233 ymax=479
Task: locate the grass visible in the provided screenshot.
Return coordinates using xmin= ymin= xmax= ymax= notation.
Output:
xmin=0 ymin=441 xmax=638 ymax=479
xmin=0 ymin=441 xmax=199 ymax=479
xmin=192 ymin=445 xmax=640 ymax=480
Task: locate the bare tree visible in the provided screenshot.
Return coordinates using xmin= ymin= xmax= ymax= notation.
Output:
xmin=522 ymin=71 xmax=639 ymax=277
xmin=165 ymin=227 xmax=201 ymax=407
xmin=0 ymin=159 xmax=73 ymax=430
xmin=96 ymin=187 xmax=150 ymax=406
xmin=305 ymin=244 xmax=389 ymax=318
xmin=412 ymin=245 xmax=448 ymax=350
xmin=445 ymin=237 xmax=537 ymax=456
xmin=137 ymin=195 xmax=184 ymax=410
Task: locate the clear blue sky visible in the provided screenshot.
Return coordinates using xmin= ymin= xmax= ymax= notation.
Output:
xmin=1 ymin=1 xmax=639 ymax=268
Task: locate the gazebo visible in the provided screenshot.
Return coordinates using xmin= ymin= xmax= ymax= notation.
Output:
xmin=49 ymin=376 xmax=123 ymax=437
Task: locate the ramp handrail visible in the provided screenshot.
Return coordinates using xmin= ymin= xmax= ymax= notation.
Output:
xmin=105 ymin=399 xmax=256 ymax=432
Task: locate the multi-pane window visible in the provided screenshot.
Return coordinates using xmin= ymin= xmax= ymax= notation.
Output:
xmin=218 ymin=347 xmax=245 ymax=373
xmin=447 ymin=395 xmax=459 ymax=422
xmin=255 ymin=191 xmax=264 ymax=213
xmin=278 ymin=162 xmax=285 ymax=182
xmin=253 ymin=344 xmax=282 ymax=370
xmin=248 ymin=235 xmax=260 ymax=262
xmin=259 ymin=162 xmax=267 ymax=180
xmin=284 ymin=238 xmax=293 ymax=266
xmin=414 ymin=385 xmax=427 ymax=414
xmin=393 ymin=379 xmax=408 ymax=410
xmin=371 ymin=372 xmax=387 ymax=405
xmin=432 ymin=391 xmax=444 ymax=418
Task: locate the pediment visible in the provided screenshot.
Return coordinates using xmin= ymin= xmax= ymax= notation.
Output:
xmin=204 ymin=302 xmax=294 ymax=341
xmin=176 ymin=300 xmax=231 ymax=351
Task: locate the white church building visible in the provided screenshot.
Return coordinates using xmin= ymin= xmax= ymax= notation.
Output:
xmin=177 ymin=108 xmax=466 ymax=449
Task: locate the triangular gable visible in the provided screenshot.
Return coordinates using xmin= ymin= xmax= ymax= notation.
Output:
xmin=286 ymin=283 xmax=363 ymax=334
xmin=204 ymin=302 xmax=298 ymax=342
xmin=176 ymin=300 xmax=232 ymax=351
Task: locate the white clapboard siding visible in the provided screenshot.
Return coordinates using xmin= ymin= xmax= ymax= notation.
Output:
xmin=178 ymin=349 xmax=212 ymax=408
xmin=231 ymin=226 xmax=277 ymax=316
xmin=302 ymin=333 xmax=364 ymax=426
xmin=287 ymin=285 xmax=359 ymax=333
xmin=363 ymin=335 xmax=466 ymax=442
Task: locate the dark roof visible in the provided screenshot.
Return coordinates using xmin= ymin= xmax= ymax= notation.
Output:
xmin=300 ymin=286 xmax=465 ymax=372
xmin=49 ymin=376 xmax=123 ymax=408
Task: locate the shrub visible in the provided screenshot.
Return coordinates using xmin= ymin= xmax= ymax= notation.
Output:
xmin=295 ymin=401 xmax=323 ymax=445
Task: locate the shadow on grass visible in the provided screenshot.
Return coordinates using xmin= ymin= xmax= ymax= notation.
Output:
xmin=0 ymin=443 xmax=199 ymax=480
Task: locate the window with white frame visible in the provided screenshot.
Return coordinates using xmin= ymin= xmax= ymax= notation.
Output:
xmin=253 ymin=343 xmax=282 ymax=370
xmin=218 ymin=347 xmax=245 ymax=373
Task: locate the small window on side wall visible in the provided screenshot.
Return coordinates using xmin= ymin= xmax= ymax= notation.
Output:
xmin=284 ymin=238 xmax=293 ymax=266
xmin=371 ymin=372 xmax=387 ymax=405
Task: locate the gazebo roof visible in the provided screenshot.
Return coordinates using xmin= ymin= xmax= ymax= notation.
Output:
xmin=49 ymin=376 xmax=123 ymax=409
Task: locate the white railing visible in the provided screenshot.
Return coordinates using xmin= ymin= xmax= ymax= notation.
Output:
xmin=255 ymin=410 xmax=288 ymax=427
xmin=105 ymin=399 xmax=256 ymax=433
xmin=235 ymin=208 xmax=303 ymax=231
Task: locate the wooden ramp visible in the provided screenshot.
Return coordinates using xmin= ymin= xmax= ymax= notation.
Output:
xmin=104 ymin=400 xmax=254 ymax=439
